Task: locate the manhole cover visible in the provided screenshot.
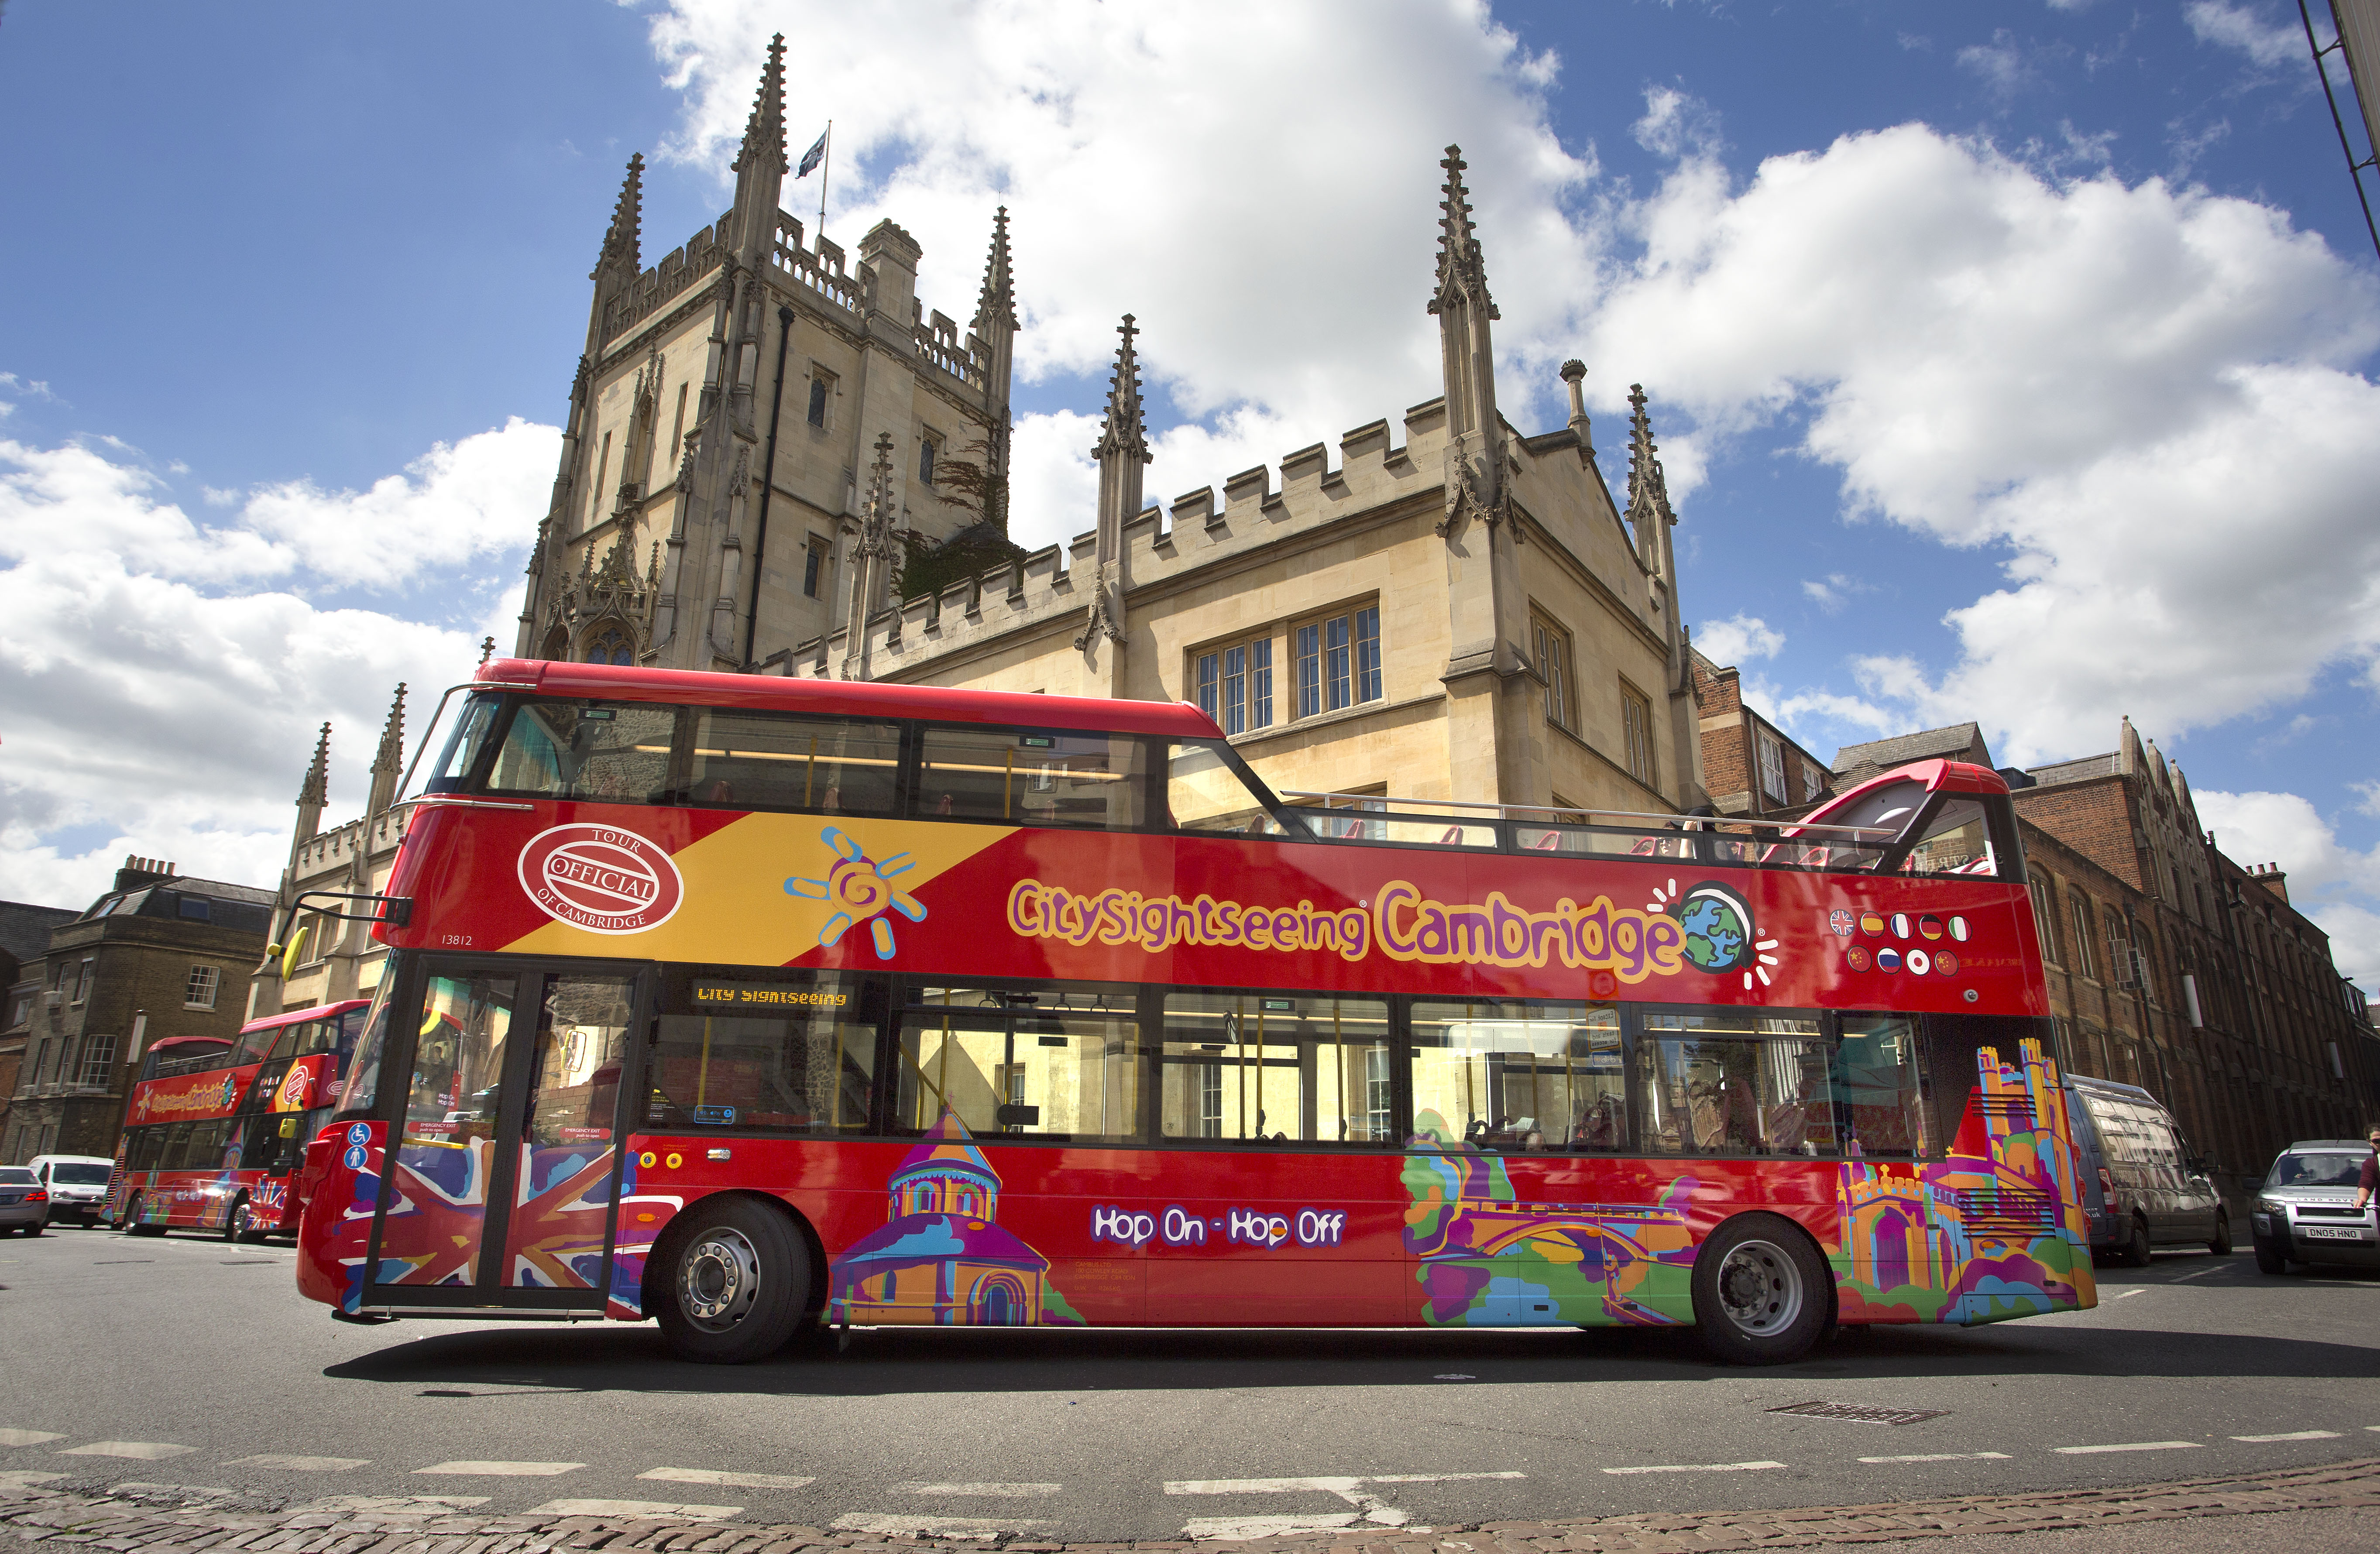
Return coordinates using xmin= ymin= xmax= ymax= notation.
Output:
xmin=1766 ymin=1400 xmax=1948 ymax=1427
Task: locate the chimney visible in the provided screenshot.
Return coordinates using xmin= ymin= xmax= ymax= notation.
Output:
xmin=114 ymin=855 xmax=177 ymax=892
xmin=2252 ymin=862 xmax=2289 ymax=903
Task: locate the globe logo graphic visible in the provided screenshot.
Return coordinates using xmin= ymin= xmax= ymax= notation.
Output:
xmin=1672 ymin=882 xmax=1755 ymax=976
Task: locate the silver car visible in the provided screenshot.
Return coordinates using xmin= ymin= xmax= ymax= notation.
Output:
xmin=2252 ymin=1140 xmax=2379 ymax=1273
xmin=0 ymin=1166 xmax=48 ymax=1236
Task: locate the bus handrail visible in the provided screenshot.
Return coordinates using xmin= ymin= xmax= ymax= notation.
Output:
xmin=1279 ymin=790 xmax=1896 ymax=840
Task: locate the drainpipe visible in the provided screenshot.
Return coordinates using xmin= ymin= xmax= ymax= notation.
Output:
xmin=744 ymin=305 xmax=797 ymax=667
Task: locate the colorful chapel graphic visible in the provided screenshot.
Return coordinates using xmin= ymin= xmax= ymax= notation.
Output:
xmin=827 ymin=1109 xmax=1085 ymax=1327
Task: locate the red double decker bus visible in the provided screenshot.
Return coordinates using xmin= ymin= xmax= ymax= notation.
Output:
xmin=293 ymin=659 xmax=2092 ymax=1364
xmin=111 ymin=999 xmax=371 ymax=1240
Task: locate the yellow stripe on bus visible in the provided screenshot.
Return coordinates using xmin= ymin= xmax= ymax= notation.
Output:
xmin=501 ymin=813 xmax=1014 ymax=961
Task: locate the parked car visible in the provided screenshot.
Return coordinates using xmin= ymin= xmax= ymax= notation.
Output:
xmin=2065 ymin=1075 xmax=2229 ymax=1264
xmin=0 ymin=1166 xmax=47 ymax=1236
xmin=27 ymin=1155 xmax=114 ymax=1228
xmin=2251 ymin=1140 xmax=2379 ymax=1274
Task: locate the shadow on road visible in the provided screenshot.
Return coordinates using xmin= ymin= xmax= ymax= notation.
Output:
xmin=320 ymin=1257 xmax=2380 ymax=1397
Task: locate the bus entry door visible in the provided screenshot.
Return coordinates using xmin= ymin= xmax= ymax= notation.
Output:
xmin=371 ymin=966 xmax=641 ymax=1300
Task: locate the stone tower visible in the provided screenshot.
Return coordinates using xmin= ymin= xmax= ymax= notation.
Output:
xmin=518 ymin=34 xmax=1017 ymax=672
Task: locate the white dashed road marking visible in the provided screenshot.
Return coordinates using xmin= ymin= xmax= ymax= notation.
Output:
xmin=1602 ymin=1461 xmax=1787 ymax=1475
xmin=2054 ymin=1441 xmax=2201 ymax=1455
xmin=639 ymin=1468 xmax=816 ymax=1491
xmin=530 ymin=1500 xmax=741 ymax=1521
xmin=226 ymin=1456 xmax=368 ymax=1472
xmin=895 ymin=1482 xmax=1062 ymax=1496
xmin=1167 ymin=1472 xmax=1526 ymax=1535
xmin=415 ymin=1461 xmax=584 ymax=1476
xmin=0 ymin=1432 xmax=64 ymax=1448
xmin=831 ymin=1514 xmax=1051 ymax=1537
xmin=2169 ymin=1266 xmax=2222 ymax=1282
xmin=2231 ymin=1431 xmax=2343 ymax=1442
xmin=2114 ymin=1290 xmax=2145 ymax=1300
xmin=1858 ymin=1453 xmax=2014 ymax=1464
xmin=59 ymin=1443 xmax=196 ymax=1460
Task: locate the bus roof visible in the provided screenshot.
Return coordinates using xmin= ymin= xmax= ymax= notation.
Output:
xmin=240 ymin=998 xmax=371 ymax=1034
xmin=481 ymin=658 xmax=1226 ymax=740
xmin=1798 ymin=759 xmax=2010 ymax=828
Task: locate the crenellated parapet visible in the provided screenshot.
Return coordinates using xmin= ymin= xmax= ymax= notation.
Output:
xmin=786 ymin=395 xmax=1476 ymax=679
xmin=602 ymin=208 xmax=744 ymax=346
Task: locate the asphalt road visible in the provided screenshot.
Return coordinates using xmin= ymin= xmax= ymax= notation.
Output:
xmin=3 ymin=1226 xmax=2378 ymax=1542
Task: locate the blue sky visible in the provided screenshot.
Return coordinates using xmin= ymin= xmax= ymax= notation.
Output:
xmin=2 ymin=0 xmax=2377 ymax=985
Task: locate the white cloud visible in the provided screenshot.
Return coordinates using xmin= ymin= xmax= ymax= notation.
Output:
xmin=1585 ymin=122 xmax=2380 ymax=765
xmin=0 ymin=372 xmax=58 ymax=404
xmin=640 ymin=0 xmax=1609 ymax=556
xmin=1801 ymin=572 xmax=1871 ymax=613
xmin=0 ymin=421 xmax=553 ymax=909
xmin=1694 ymin=611 xmax=1784 ymax=664
xmin=2195 ymin=788 xmax=2380 ymax=985
xmin=240 ymin=418 xmax=557 ymax=590
xmin=2354 ymin=779 xmax=2380 ymax=818
xmin=2184 ymin=0 xmax=2304 ymax=68
xmin=1956 ymin=31 xmax=2034 ymax=97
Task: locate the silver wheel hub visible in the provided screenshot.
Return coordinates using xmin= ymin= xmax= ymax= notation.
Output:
xmin=1716 ymin=1238 xmax=1803 ymax=1336
xmin=679 ymin=1228 xmax=762 ymax=1332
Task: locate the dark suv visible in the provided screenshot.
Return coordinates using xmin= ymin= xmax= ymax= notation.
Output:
xmin=2251 ymin=1141 xmax=2379 ymax=1273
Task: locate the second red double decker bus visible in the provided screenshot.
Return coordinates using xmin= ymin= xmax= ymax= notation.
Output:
xmin=111 ymin=1000 xmax=371 ymax=1239
xmin=293 ymin=659 xmax=2092 ymax=1364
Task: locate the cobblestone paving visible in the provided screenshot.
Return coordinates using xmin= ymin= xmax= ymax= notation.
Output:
xmin=4 ymin=1458 xmax=2378 ymax=1554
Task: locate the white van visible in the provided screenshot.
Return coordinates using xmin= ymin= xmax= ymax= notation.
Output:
xmin=26 ymin=1155 xmax=114 ymax=1228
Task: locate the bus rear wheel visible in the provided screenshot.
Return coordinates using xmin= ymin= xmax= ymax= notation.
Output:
xmin=1691 ymin=1213 xmax=1831 ymax=1365
xmin=653 ymin=1197 xmax=810 ymax=1365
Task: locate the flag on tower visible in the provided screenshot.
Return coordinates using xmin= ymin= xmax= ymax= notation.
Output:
xmin=797 ymin=127 xmax=828 ymax=179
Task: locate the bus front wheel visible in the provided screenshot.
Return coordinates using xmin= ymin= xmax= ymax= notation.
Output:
xmin=1691 ymin=1214 xmax=1831 ymax=1366
xmin=121 ymin=1197 xmax=166 ymax=1237
xmin=653 ymin=1197 xmax=810 ymax=1365
xmin=227 ymin=1197 xmax=265 ymax=1244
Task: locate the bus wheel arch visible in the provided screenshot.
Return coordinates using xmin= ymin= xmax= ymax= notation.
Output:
xmin=1690 ymin=1211 xmax=1834 ymax=1366
xmin=647 ymin=1191 xmax=813 ymax=1365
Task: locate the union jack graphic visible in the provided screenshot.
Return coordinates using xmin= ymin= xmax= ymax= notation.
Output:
xmin=502 ymin=1143 xmax=617 ymax=1289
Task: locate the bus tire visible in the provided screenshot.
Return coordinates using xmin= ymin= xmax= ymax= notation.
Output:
xmin=227 ymin=1197 xmax=263 ymax=1244
xmin=1691 ymin=1213 xmax=1831 ymax=1366
xmin=653 ymin=1197 xmax=810 ymax=1365
xmin=123 ymin=1196 xmax=166 ymax=1238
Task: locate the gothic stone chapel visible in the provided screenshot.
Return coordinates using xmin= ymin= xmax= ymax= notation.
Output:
xmin=516 ymin=34 xmax=1710 ymax=820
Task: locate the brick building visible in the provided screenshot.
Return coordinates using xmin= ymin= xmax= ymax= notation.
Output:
xmin=0 ymin=899 xmax=83 ymax=1136
xmin=1690 ymin=647 xmax=2377 ymax=1212
xmin=2010 ymin=721 xmax=2380 ymax=1206
xmin=1689 ymin=650 xmax=1833 ymax=818
xmin=0 ymin=858 xmax=271 ymax=1164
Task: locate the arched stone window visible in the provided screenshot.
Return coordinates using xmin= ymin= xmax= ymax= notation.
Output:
xmin=584 ymin=625 xmax=634 ymax=666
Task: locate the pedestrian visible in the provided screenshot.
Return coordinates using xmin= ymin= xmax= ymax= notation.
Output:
xmin=2353 ymin=1127 xmax=2380 ymax=1213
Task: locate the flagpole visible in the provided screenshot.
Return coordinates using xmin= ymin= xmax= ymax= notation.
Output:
xmin=817 ymin=120 xmax=831 ymax=245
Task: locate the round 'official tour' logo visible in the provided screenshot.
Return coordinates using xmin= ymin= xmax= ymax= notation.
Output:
xmin=517 ymin=823 xmax=684 ymax=935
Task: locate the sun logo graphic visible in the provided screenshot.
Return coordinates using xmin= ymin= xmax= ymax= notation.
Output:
xmin=785 ymin=827 xmax=927 ymax=960
xmin=1646 ymin=878 xmax=1783 ymax=990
